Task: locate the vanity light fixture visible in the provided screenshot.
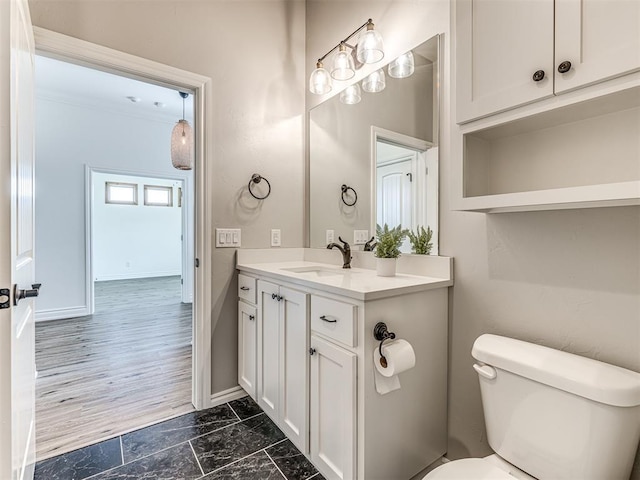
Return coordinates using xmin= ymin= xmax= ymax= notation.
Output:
xmin=309 ymin=18 xmax=385 ymax=95
xmin=340 ymin=84 xmax=362 ymax=105
xmin=170 ymin=91 xmax=194 ymax=171
xmin=362 ymin=69 xmax=386 ymax=93
xmin=388 ymin=51 xmax=415 ymax=79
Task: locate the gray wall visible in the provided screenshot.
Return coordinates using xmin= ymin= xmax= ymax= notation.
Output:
xmin=306 ymin=0 xmax=640 ymax=477
xmin=29 ymin=0 xmax=306 ymax=394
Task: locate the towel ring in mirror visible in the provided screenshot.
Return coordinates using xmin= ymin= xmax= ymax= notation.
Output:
xmin=248 ymin=174 xmax=271 ymax=200
xmin=341 ymin=184 xmax=357 ymax=206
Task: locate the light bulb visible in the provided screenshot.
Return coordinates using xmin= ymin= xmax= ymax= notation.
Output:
xmin=388 ymin=51 xmax=415 ymax=78
xmin=356 ymin=21 xmax=384 ymax=64
xmin=309 ymin=61 xmax=332 ymax=94
xmin=331 ymin=44 xmax=355 ymax=81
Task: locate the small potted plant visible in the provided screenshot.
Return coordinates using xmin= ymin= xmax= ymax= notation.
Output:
xmin=374 ymin=223 xmax=407 ymax=276
xmin=407 ymin=226 xmax=433 ymax=255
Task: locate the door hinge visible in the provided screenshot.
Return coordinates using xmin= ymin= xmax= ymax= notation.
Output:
xmin=195 ymin=258 xmax=200 ymax=268
xmin=0 ymin=288 xmax=10 ymax=309
xmin=180 ymin=278 xmax=183 ymax=285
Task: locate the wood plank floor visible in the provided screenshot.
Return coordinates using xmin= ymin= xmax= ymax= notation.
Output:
xmin=35 ymin=276 xmax=193 ymax=461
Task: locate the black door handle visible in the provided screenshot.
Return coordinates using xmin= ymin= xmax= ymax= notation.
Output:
xmin=14 ymin=283 xmax=41 ymax=306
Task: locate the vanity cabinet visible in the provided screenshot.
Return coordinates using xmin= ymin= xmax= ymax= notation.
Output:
xmin=237 ymin=253 xmax=452 ymax=480
xmin=256 ymin=280 xmax=309 ymax=453
xmin=456 ymin=0 xmax=640 ymax=123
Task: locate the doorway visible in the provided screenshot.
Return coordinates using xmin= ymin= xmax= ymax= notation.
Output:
xmin=31 ymin=30 xmax=212 ymax=460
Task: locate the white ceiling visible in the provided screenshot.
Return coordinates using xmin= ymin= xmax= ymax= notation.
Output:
xmin=35 ymin=55 xmax=194 ymax=123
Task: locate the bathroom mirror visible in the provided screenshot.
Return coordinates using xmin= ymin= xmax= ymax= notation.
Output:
xmin=309 ymin=34 xmax=440 ymax=254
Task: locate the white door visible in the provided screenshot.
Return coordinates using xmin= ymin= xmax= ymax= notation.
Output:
xmin=279 ymin=287 xmax=309 ymax=453
xmin=377 ymin=158 xmax=414 ymax=252
xmin=237 ymin=301 xmax=257 ymax=399
xmin=554 ymin=0 xmax=640 ymax=93
xmin=256 ymin=280 xmax=279 ymax=420
xmin=456 ymin=0 xmax=555 ymax=123
xmin=310 ymin=335 xmax=356 ymax=480
xmin=0 ymin=0 xmax=37 ymax=479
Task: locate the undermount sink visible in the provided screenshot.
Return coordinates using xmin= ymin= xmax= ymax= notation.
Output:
xmin=281 ymin=266 xmax=351 ymax=277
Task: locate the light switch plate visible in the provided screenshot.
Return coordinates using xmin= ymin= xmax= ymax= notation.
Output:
xmin=326 ymin=230 xmax=335 ymax=244
xmin=271 ymin=229 xmax=281 ymax=247
xmin=354 ymin=230 xmax=369 ymax=245
xmin=216 ymin=228 xmax=241 ymax=248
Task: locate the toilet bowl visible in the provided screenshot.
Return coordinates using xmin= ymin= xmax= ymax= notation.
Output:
xmin=422 ymin=334 xmax=640 ymax=480
xmin=424 ymin=455 xmax=535 ymax=480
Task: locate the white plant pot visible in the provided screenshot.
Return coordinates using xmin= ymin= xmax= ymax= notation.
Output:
xmin=376 ymin=257 xmax=397 ymax=277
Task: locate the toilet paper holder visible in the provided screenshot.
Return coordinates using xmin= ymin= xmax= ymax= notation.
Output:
xmin=373 ymin=322 xmax=396 ymax=368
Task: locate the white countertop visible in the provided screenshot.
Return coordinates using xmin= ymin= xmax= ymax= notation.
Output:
xmin=237 ymin=251 xmax=453 ymax=301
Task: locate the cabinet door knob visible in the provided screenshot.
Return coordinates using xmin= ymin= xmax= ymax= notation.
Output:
xmin=558 ymin=61 xmax=572 ymax=73
xmin=309 ymin=348 xmax=316 ymax=356
xmin=249 ymin=315 xmax=255 ymax=321
xmin=271 ymin=293 xmax=278 ymax=300
xmin=320 ymin=315 xmax=337 ymax=323
xmin=532 ymin=70 xmax=545 ymax=82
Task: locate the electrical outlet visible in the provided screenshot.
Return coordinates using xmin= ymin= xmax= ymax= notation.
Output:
xmin=216 ymin=228 xmax=241 ymax=248
xmin=271 ymin=229 xmax=281 ymax=247
xmin=354 ymin=230 xmax=369 ymax=245
xmin=326 ymin=230 xmax=335 ymax=244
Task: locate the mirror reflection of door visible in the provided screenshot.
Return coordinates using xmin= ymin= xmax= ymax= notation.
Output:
xmin=376 ymin=140 xmax=423 ymax=252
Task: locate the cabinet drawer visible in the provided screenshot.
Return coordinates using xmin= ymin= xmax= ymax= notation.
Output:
xmin=238 ymin=273 xmax=257 ymax=304
xmin=310 ymin=296 xmax=357 ymax=347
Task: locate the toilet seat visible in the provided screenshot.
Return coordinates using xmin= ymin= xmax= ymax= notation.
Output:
xmin=423 ymin=458 xmax=515 ymax=479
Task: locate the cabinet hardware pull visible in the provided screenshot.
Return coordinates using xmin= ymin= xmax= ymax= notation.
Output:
xmin=532 ymin=69 xmax=545 ymax=82
xmin=272 ymin=293 xmax=278 ymax=300
xmin=240 ymin=286 xmax=250 ymax=291
xmin=249 ymin=315 xmax=255 ymax=321
xmin=320 ymin=315 xmax=337 ymax=323
xmin=558 ymin=61 xmax=572 ymax=74
xmin=309 ymin=348 xmax=316 ymax=355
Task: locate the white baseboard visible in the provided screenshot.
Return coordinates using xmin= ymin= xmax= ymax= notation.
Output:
xmin=95 ymin=271 xmax=181 ymax=282
xmin=36 ymin=305 xmax=90 ymax=322
xmin=210 ymin=386 xmax=247 ymax=408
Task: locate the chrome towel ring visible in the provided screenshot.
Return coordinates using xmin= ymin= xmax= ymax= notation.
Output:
xmin=248 ymin=174 xmax=271 ymax=200
xmin=341 ymin=184 xmax=357 ymax=206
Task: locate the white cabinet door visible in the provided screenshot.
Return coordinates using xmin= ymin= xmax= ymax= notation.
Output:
xmin=238 ymin=301 xmax=257 ymax=399
xmin=310 ymin=335 xmax=356 ymax=480
xmin=456 ymin=0 xmax=555 ymax=123
xmin=554 ymin=0 xmax=640 ymax=93
xmin=279 ymin=287 xmax=309 ymax=453
xmin=257 ymin=280 xmax=280 ymax=419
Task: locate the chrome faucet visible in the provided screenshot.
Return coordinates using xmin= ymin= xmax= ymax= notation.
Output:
xmin=327 ymin=236 xmax=352 ymax=269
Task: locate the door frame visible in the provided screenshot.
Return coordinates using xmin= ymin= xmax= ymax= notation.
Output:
xmin=86 ymin=167 xmax=193 ymax=307
xmin=34 ymin=27 xmax=213 ymax=410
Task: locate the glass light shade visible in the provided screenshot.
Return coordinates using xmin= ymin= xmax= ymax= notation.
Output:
xmin=340 ymin=84 xmax=362 ymax=105
xmin=309 ymin=62 xmax=332 ymax=94
xmin=356 ymin=24 xmax=384 ymax=64
xmin=388 ymin=51 xmax=415 ymax=78
xmin=171 ymin=119 xmax=194 ymax=170
xmin=362 ymin=69 xmax=386 ymax=93
xmin=331 ymin=44 xmax=355 ymax=81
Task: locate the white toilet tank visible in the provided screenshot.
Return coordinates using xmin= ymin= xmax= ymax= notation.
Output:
xmin=472 ymin=334 xmax=640 ymax=480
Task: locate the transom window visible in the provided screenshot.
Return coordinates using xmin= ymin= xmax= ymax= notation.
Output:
xmin=105 ymin=182 xmax=138 ymax=205
xmin=144 ymin=185 xmax=173 ymax=207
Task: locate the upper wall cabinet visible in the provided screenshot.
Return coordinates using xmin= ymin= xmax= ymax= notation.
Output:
xmin=456 ymin=0 xmax=640 ymax=123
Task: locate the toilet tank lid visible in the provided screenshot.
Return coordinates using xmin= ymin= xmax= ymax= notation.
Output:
xmin=472 ymin=334 xmax=640 ymax=407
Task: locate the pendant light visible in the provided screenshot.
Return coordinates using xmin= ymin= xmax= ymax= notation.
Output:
xmin=388 ymin=51 xmax=415 ymax=78
xmin=340 ymin=84 xmax=362 ymax=105
xmin=171 ymin=92 xmax=193 ymax=171
xmin=362 ymin=69 xmax=386 ymax=93
xmin=356 ymin=19 xmax=384 ymax=64
xmin=309 ymin=61 xmax=332 ymax=95
xmin=331 ymin=43 xmax=355 ymax=81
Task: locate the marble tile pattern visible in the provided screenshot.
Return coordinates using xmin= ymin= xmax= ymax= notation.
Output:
xmin=35 ymin=276 xmax=194 ymax=460
xmin=35 ymin=396 xmax=323 ymax=480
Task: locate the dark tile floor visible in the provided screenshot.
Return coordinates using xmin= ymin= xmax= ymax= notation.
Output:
xmin=35 ymin=396 xmax=325 ymax=480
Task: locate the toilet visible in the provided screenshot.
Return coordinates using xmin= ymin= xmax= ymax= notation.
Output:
xmin=425 ymin=334 xmax=640 ymax=480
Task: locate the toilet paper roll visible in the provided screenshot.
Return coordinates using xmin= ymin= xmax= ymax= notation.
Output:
xmin=374 ymin=339 xmax=416 ymax=377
